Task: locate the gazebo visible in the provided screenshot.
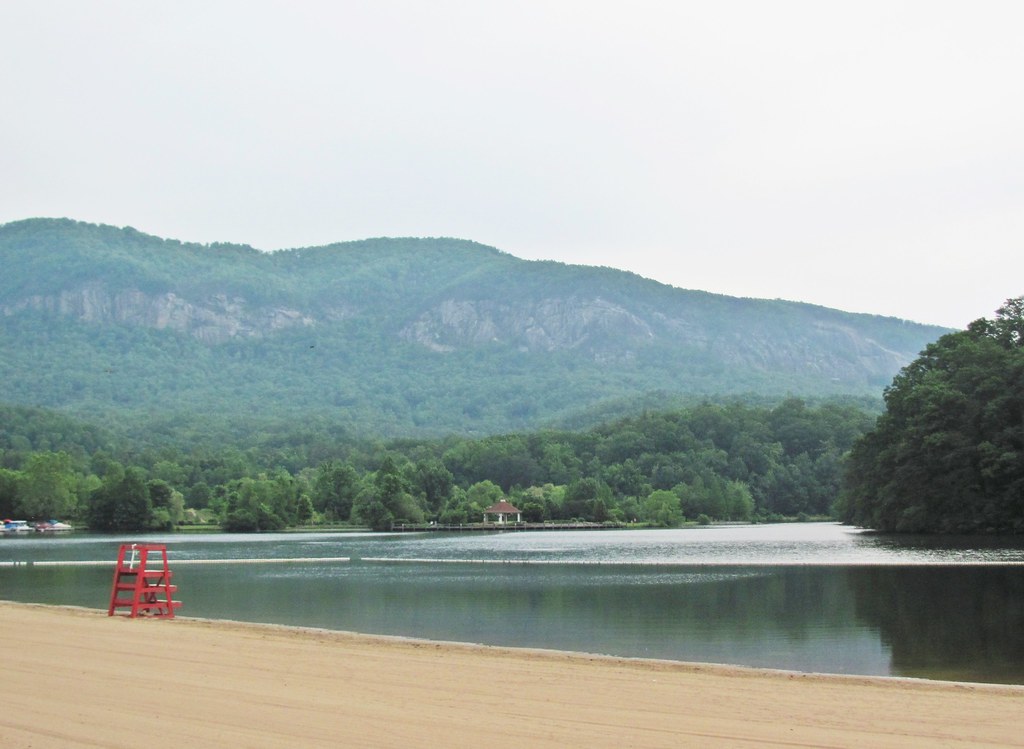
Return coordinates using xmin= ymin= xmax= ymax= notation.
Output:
xmin=482 ymin=500 xmax=522 ymax=525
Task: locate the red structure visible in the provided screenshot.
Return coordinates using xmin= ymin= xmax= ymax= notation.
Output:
xmin=107 ymin=543 xmax=181 ymax=618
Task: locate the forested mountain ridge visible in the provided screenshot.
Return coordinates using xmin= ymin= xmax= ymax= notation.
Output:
xmin=0 ymin=218 xmax=949 ymax=438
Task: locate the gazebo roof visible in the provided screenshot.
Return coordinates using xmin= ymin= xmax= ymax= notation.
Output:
xmin=483 ymin=500 xmax=522 ymax=514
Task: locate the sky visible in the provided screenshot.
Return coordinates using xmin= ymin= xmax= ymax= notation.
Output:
xmin=2 ymin=1 xmax=1022 ymax=329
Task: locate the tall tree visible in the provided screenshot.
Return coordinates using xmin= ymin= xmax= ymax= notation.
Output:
xmin=88 ymin=467 xmax=153 ymax=531
xmin=407 ymin=459 xmax=454 ymax=514
xmin=840 ymin=298 xmax=1024 ymax=533
xmin=0 ymin=468 xmax=20 ymax=518
xmin=354 ymin=455 xmax=422 ymax=530
xmin=313 ymin=461 xmax=361 ymax=521
xmin=16 ymin=451 xmax=78 ymax=520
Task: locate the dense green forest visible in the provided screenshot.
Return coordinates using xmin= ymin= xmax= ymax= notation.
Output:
xmin=0 ymin=218 xmax=946 ymax=439
xmin=17 ymin=218 xmax=1013 ymax=536
xmin=839 ymin=299 xmax=1024 ymax=533
xmin=1 ymin=399 xmax=874 ymax=532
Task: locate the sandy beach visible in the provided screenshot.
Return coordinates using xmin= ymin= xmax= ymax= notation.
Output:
xmin=2 ymin=602 xmax=1022 ymax=748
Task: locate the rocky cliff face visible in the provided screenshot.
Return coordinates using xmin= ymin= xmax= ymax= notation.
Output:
xmin=399 ymin=296 xmax=913 ymax=381
xmin=1 ymin=283 xmax=915 ymax=384
xmin=2 ymin=284 xmax=315 ymax=344
xmin=400 ymin=297 xmax=654 ymax=353
xmin=701 ymin=319 xmax=911 ymax=380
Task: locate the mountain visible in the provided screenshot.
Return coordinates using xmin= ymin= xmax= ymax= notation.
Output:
xmin=0 ymin=218 xmax=949 ymax=440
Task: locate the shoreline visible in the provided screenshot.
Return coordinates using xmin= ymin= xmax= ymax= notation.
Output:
xmin=3 ymin=602 xmax=1023 ymax=748
xmin=116 ymin=609 xmax=1024 ymax=694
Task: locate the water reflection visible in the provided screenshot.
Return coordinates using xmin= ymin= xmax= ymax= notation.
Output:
xmin=0 ymin=560 xmax=891 ymax=676
xmin=847 ymin=566 xmax=1024 ymax=683
xmin=144 ymin=562 xmax=894 ymax=676
xmin=3 ymin=524 xmax=1024 ymax=683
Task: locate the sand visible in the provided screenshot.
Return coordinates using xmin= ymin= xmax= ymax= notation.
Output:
xmin=1 ymin=602 xmax=1022 ymax=748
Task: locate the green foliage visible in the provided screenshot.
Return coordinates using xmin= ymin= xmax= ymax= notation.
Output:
xmin=0 ymin=405 xmax=111 ymax=465
xmin=438 ymin=487 xmax=471 ymax=525
xmin=295 ymin=494 xmax=315 ymax=524
xmin=840 ymin=298 xmax=1024 ymax=533
xmin=220 ymin=476 xmax=291 ymax=532
xmin=512 ymin=484 xmax=564 ymax=522
xmin=354 ymin=455 xmax=423 ymax=530
xmin=356 ymin=498 xmax=394 ymax=532
xmin=312 ymin=461 xmax=361 ymax=521
xmin=562 ymin=478 xmax=612 ymax=520
xmin=641 ymin=490 xmax=684 ymax=527
xmin=222 ymin=504 xmax=285 ymax=532
xmin=0 ymin=391 xmax=875 ymax=530
xmin=406 ymin=459 xmax=455 ymax=513
xmin=15 ymin=451 xmax=79 ymax=520
xmin=87 ymin=467 xmax=152 ymax=531
xmin=0 ymin=218 xmax=944 ymax=442
xmin=436 ymin=480 xmax=503 ymax=525
xmin=675 ymin=475 xmax=754 ymax=521
xmin=465 ymin=480 xmax=505 ymax=508
xmin=147 ymin=479 xmax=185 ymax=529
xmin=0 ymin=468 xmax=19 ymax=518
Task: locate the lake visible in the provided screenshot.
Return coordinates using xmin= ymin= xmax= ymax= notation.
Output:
xmin=3 ymin=523 xmax=1023 ymax=684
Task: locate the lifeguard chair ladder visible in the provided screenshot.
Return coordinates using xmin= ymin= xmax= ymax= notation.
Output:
xmin=108 ymin=543 xmax=181 ymax=618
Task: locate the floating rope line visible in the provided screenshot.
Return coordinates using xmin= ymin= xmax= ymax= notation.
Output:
xmin=0 ymin=557 xmax=349 ymax=568
xmin=4 ymin=557 xmax=1024 ymax=568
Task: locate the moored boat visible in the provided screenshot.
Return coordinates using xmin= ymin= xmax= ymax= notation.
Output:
xmin=2 ymin=519 xmax=33 ymax=533
xmin=34 ymin=520 xmax=74 ymax=533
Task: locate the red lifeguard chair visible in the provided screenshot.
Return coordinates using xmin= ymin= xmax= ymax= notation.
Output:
xmin=107 ymin=543 xmax=181 ymax=618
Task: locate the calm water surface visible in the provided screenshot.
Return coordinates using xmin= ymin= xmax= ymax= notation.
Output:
xmin=3 ymin=523 xmax=1023 ymax=684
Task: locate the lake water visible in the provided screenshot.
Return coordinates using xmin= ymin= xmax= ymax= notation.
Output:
xmin=3 ymin=523 xmax=1024 ymax=684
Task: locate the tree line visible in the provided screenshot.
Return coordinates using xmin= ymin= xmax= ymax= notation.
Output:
xmin=0 ymin=399 xmax=874 ymax=532
xmin=838 ymin=298 xmax=1024 ymax=533
xmin=7 ymin=300 xmax=1020 ymax=535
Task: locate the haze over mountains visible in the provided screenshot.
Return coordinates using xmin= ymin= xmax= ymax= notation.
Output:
xmin=0 ymin=218 xmax=949 ymax=440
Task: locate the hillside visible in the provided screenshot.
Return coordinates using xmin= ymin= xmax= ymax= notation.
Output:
xmin=0 ymin=218 xmax=949 ymax=439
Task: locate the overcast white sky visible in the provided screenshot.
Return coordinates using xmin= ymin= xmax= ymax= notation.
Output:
xmin=2 ymin=1 xmax=1022 ymax=328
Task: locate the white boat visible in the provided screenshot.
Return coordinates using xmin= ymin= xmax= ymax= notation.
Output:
xmin=34 ymin=520 xmax=74 ymax=533
xmin=2 ymin=519 xmax=33 ymax=533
